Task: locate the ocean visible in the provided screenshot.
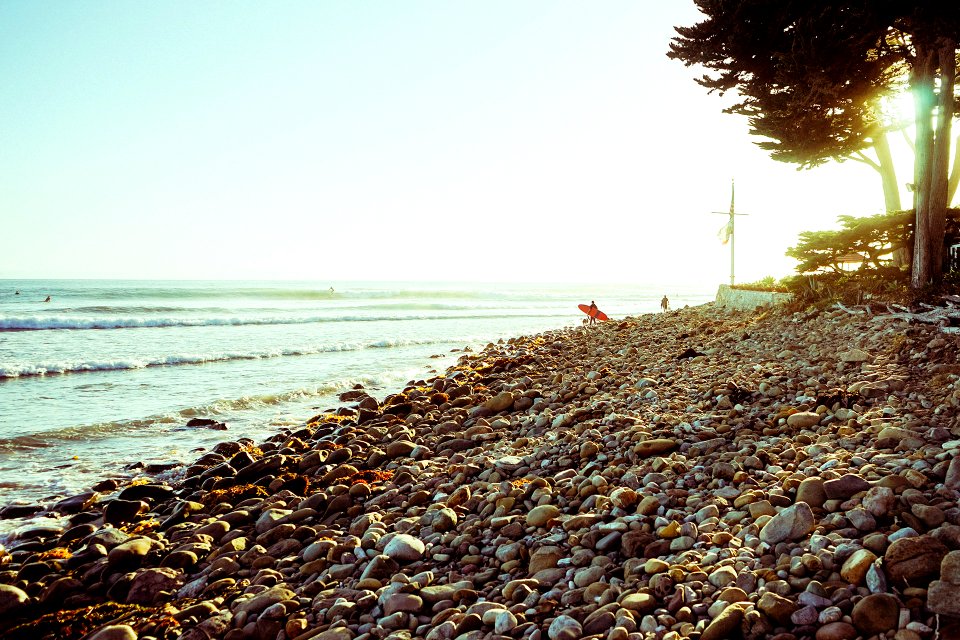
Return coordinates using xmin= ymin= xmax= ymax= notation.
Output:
xmin=0 ymin=279 xmax=715 ymax=538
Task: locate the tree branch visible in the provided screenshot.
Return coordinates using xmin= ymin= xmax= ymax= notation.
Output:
xmin=901 ymin=127 xmax=915 ymax=153
xmin=849 ymin=152 xmax=881 ymax=171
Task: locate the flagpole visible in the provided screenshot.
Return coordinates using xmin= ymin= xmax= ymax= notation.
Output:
xmin=729 ymin=179 xmax=735 ymax=286
xmin=712 ymin=178 xmax=747 ymax=286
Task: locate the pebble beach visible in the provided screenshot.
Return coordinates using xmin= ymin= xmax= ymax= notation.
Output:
xmin=2 ymin=300 xmax=960 ymax=640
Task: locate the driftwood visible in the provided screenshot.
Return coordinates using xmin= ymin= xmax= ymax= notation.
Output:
xmin=827 ymin=298 xmax=960 ymax=333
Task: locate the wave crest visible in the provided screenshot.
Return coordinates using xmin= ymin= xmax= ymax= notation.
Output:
xmin=0 ymin=337 xmax=447 ymax=379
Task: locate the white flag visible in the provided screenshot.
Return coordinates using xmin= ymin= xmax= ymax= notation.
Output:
xmin=718 ymin=220 xmax=733 ymax=245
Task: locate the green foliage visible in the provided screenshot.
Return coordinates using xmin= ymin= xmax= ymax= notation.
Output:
xmin=782 ymin=207 xmax=960 ymax=307
xmin=731 ymin=276 xmax=789 ymax=292
xmin=787 ymin=208 xmax=960 ymax=275
xmin=786 ymin=210 xmax=913 ymax=274
xmin=781 ymin=268 xmax=910 ymax=308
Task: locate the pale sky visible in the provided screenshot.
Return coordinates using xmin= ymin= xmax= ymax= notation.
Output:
xmin=0 ymin=1 xmax=919 ymax=285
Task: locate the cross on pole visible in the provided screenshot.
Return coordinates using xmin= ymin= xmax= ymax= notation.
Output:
xmin=712 ymin=178 xmax=749 ymax=286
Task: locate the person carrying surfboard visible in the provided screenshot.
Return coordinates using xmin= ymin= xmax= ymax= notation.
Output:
xmin=578 ymin=301 xmax=608 ymax=323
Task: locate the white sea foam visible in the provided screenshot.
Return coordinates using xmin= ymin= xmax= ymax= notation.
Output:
xmin=0 ymin=337 xmax=447 ymax=378
xmin=0 ymin=369 xmax=412 ymax=451
xmin=0 ymin=311 xmax=564 ymax=331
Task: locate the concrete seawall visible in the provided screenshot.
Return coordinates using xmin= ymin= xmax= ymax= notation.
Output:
xmin=715 ymin=284 xmax=793 ymax=310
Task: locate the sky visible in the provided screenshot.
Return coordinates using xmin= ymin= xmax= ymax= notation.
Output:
xmin=0 ymin=1 xmax=921 ymax=285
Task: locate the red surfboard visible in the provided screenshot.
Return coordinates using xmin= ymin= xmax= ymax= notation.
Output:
xmin=578 ymin=303 xmax=609 ymax=322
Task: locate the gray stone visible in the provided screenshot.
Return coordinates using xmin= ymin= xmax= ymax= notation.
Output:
xmin=760 ymin=502 xmax=815 ymax=544
xmin=929 ymin=580 xmax=960 ymax=617
xmin=862 ymin=486 xmax=896 ymax=517
xmin=940 ymin=550 xmax=960 ymax=583
xmin=383 ymin=533 xmax=425 ymax=561
xmin=548 ymin=615 xmax=582 ymax=640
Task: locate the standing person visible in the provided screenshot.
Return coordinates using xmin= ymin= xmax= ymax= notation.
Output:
xmin=588 ymin=300 xmax=598 ymax=325
xmin=661 ymin=295 xmax=670 ymax=312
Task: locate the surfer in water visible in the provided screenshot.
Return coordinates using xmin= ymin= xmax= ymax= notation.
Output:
xmin=661 ymin=295 xmax=670 ymax=312
xmin=588 ymin=300 xmax=598 ymax=325
xmin=44 ymin=295 xmax=51 ymax=303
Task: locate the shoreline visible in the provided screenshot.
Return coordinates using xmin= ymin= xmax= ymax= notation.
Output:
xmin=1 ymin=302 xmax=959 ymax=640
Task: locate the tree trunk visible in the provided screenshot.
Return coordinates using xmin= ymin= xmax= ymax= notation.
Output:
xmin=928 ymin=40 xmax=956 ymax=280
xmin=874 ymin=132 xmax=902 ymax=212
xmin=873 ymin=131 xmax=911 ymax=267
xmin=911 ymin=46 xmax=937 ymax=288
xmin=950 ymin=132 xmax=960 ymax=206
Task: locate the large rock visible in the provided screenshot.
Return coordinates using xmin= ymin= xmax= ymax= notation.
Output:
xmin=383 ymin=533 xmax=425 ymax=561
xmin=701 ymin=603 xmax=745 ymax=640
xmin=757 ymin=592 xmax=796 ymax=625
xmin=0 ymin=584 xmax=29 ymax=617
xmin=383 ymin=593 xmax=422 ymax=615
xmin=796 ymin=478 xmax=827 ymax=508
xmin=787 ymin=412 xmax=820 ymax=428
xmin=840 ymin=348 xmax=869 ymax=362
xmin=760 ymin=502 xmax=815 ymax=544
xmin=823 ymin=474 xmax=870 ymax=500
xmin=816 ymin=622 xmax=857 ymax=640
xmin=88 ymin=626 xmax=138 ymax=640
xmin=548 ymin=615 xmax=582 ymax=640
xmin=0 ymin=503 xmax=43 ymax=519
xmin=482 ymin=391 xmax=514 ymax=412
xmin=929 ymin=551 xmax=960 ymax=617
xmin=862 ymin=486 xmax=896 ymax=517
xmin=945 ymin=456 xmax=960 ymax=490
xmin=620 ymin=592 xmax=656 ymax=613
xmin=104 ymin=499 xmax=148 ymax=526
xmin=633 ymin=439 xmax=677 ymax=457
xmin=851 ymin=593 xmax=899 ymax=635
xmin=884 ymin=535 xmax=948 ymax=584
xmin=126 ymin=568 xmax=184 ymax=605
xmin=234 ymin=586 xmax=296 ymax=615
xmin=310 ymin=629 xmax=353 ymax=640
xmin=840 ymin=549 xmax=877 ymax=585
xmin=53 ymin=491 xmax=99 ymax=514
xmin=107 ymin=537 xmax=153 ymax=569
xmin=529 ymin=546 xmax=563 ymax=573
xmin=929 ymin=580 xmax=960 ymax=617
xmin=941 ymin=550 xmax=960 ymax=583
xmin=526 ymin=505 xmax=560 ymax=527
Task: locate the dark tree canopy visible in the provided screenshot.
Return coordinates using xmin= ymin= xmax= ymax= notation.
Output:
xmin=668 ymin=0 xmax=960 ymax=286
xmin=785 ymin=211 xmax=912 ymax=274
xmin=785 ymin=208 xmax=960 ymax=273
xmin=668 ymin=1 xmax=904 ymax=167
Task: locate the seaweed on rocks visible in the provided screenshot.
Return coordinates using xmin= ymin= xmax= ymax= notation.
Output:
xmin=3 ymin=602 xmax=179 ymax=640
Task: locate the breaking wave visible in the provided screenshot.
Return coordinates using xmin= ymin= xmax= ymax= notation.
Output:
xmin=0 ymin=311 xmax=564 ymax=332
xmin=0 ymin=337 xmax=449 ymax=379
